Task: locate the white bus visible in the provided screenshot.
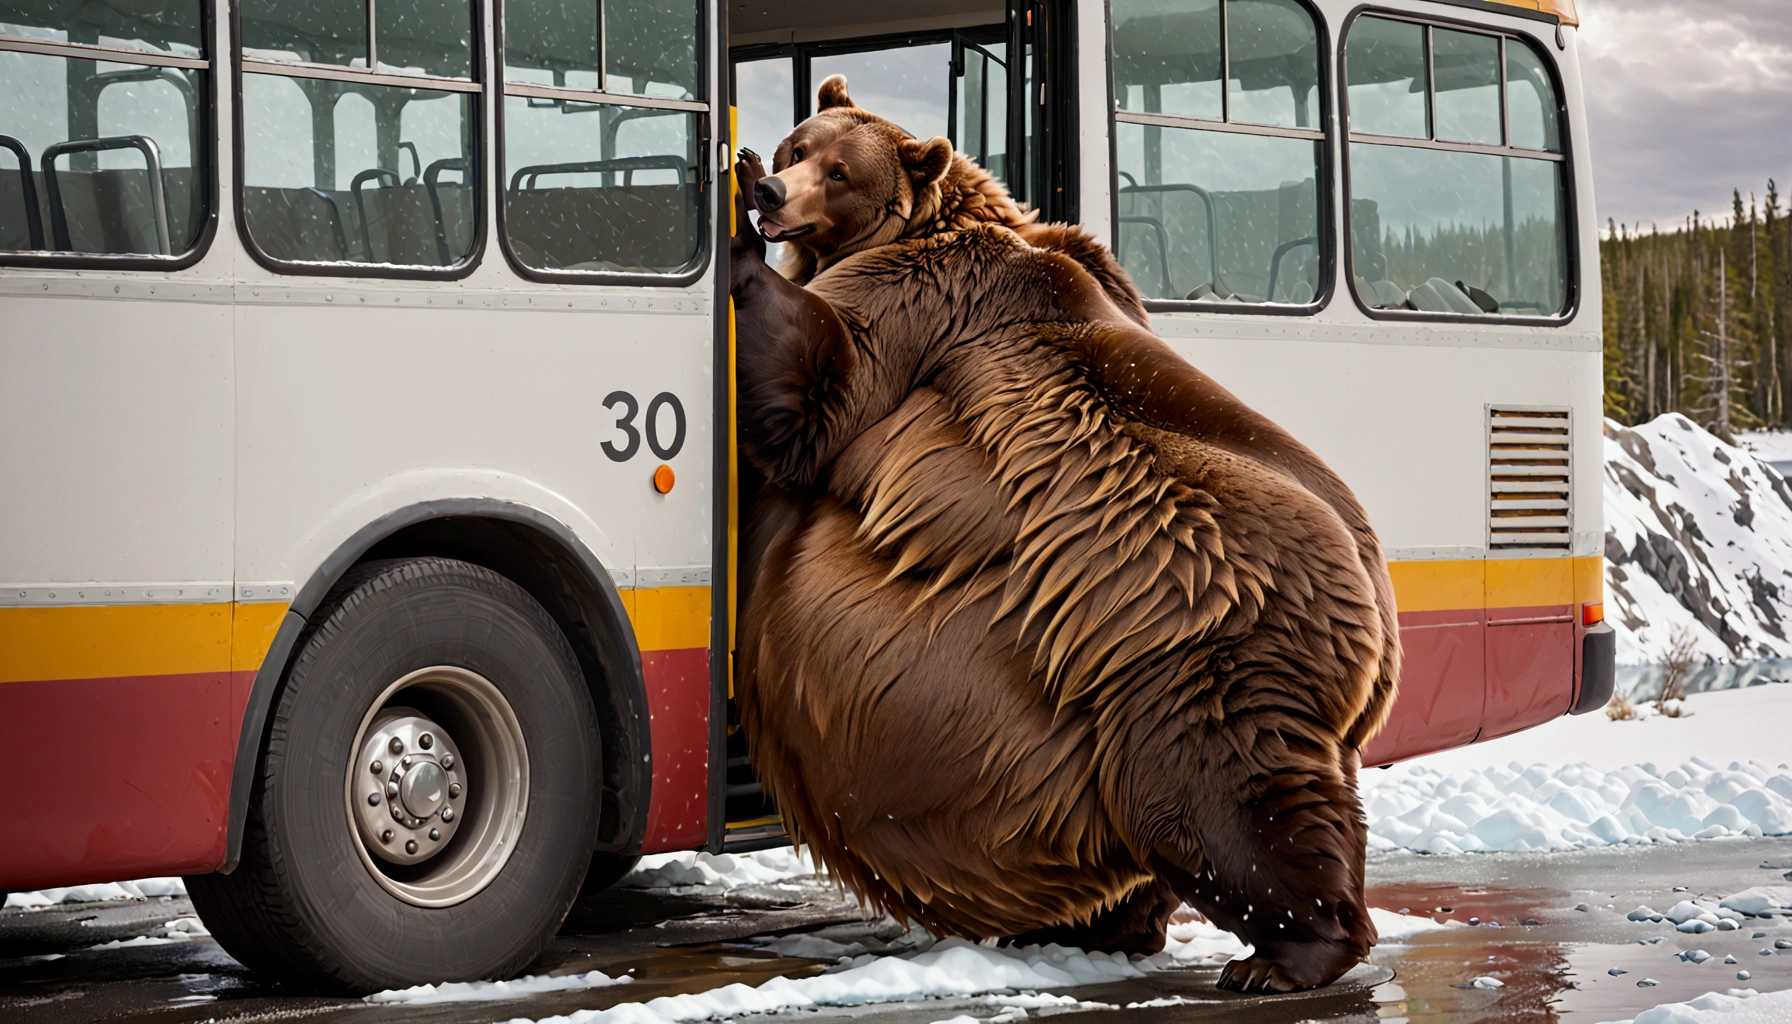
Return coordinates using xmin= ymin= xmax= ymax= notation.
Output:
xmin=0 ymin=0 xmax=1609 ymax=989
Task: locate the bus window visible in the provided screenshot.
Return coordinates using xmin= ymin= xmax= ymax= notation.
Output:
xmin=1111 ymin=0 xmax=1324 ymax=308
xmin=499 ymin=0 xmax=706 ymax=278
xmin=1345 ymin=18 xmax=1568 ymax=319
xmin=811 ymin=44 xmax=951 ymax=144
xmin=238 ymin=0 xmax=478 ymax=270
xmin=0 ymin=0 xmax=209 ymax=260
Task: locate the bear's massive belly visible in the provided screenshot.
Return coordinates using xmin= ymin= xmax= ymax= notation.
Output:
xmin=738 ymin=367 xmax=1382 ymax=937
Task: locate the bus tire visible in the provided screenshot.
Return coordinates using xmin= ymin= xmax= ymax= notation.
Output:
xmin=188 ymin=557 xmax=603 ymax=991
xmin=578 ymin=853 xmax=642 ymax=900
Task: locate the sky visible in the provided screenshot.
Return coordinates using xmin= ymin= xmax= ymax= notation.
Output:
xmin=1578 ymin=0 xmax=1792 ymax=230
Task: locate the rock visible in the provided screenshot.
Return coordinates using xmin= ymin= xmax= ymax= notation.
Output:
xmin=1469 ymin=917 xmax=1480 ymax=925
xmin=1725 ymin=955 xmax=1739 ymax=964
xmin=1638 ymin=978 xmax=1660 ymax=987
xmin=1677 ymin=919 xmax=1715 ymax=933
xmin=1681 ymin=949 xmax=1712 ymax=963
xmin=1755 ymin=932 xmax=1768 ymax=938
xmin=1609 ymin=967 xmax=1628 ymax=976
xmin=1717 ymin=919 xmax=1738 ymax=930
xmin=1777 ymin=939 xmax=1792 ymax=949
xmin=1522 ymin=918 xmax=1542 ymax=927
xmin=1471 ymin=976 xmax=1503 ymax=989
xmin=1575 ymin=903 xmax=1591 ymax=912
xmin=1628 ymin=906 xmax=1661 ymax=922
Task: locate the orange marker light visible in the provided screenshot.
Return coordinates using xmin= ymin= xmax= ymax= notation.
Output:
xmin=653 ymin=464 xmax=676 ymax=494
xmin=1582 ymin=602 xmax=1604 ymax=627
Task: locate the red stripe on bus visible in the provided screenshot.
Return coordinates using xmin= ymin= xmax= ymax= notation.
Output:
xmin=0 ymin=671 xmax=251 ymax=888
xmin=1363 ymin=608 xmax=1578 ymax=766
xmin=639 ymin=647 xmax=711 ymax=854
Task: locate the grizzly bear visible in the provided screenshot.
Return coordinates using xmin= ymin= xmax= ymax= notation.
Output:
xmin=730 ymin=74 xmax=1401 ymax=993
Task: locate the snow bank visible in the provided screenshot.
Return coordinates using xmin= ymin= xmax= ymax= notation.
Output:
xmin=621 ymin=848 xmax=815 ymax=891
xmin=1159 ymin=915 xmax=1248 ymax=965
xmin=367 ymin=970 xmax=630 ymax=1006
xmin=494 ymin=939 xmax=1156 ymax=1024
xmin=1605 ymin=415 xmax=1792 ymax=665
xmin=3 ymin=877 xmax=186 ymax=909
xmin=1369 ymin=907 xmax=1456 ymax=942
xmin=1595 ymin=987 xmax=1792 ymax=1024
xmin=1362 ymin=757 xmax=1792 ymax=854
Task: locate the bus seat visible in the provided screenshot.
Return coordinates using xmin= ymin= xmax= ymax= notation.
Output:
xmin=39 ymin=167 xmax=197 ymax=255
xmin=1407 ymin=276 xmax=1484 ymax=315
xmin=504 ymin=183 xmax=699 ymax=273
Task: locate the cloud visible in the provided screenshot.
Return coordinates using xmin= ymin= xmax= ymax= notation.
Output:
xmin=1577 ymin=0 xmax=1792 ymax=228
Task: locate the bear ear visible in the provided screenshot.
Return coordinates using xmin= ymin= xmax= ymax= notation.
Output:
xmin=900 ymin=136 xmax=954 ymax=190
xmin=816 ymin=74 xmax=853 ymax=111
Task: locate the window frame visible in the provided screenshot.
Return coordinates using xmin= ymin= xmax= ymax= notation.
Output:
xmin=492 ymin=0 xmax=712 ymax=287
xmin=230 ymin=0 xmax=488 ymax=279
xmin=1338 ymin=6 xmax=1579 ymax=326
xmin=1105 ymin=0 xmax=1336 ymax=317
xmin=0 ymin=9 xmax=220 ymax=269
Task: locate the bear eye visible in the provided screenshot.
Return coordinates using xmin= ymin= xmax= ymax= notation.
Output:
xmin=792 ymin=147 xmax=804 ymax=162
xmin=829 ymin=168 xmax=846 ymax=182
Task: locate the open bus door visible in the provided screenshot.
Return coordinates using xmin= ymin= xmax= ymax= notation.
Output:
xmin=717 ymin=0 xmax=1080 ymax=852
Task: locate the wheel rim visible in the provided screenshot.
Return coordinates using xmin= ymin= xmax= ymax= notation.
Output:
xmin=344 ymin=666 xmax=529 ymax=908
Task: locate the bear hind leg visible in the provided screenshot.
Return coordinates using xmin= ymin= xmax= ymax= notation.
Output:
xmin=1123 ymin=722 xmax=1374 ymax=993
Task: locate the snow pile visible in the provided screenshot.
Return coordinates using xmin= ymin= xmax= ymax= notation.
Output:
xmin=1595 ymin=987 xmax=1792 ymax=1024
xmin=622 ymin=847 xmax=816 ymax=891
xmin=1160 ymin=915 xmax=1247 ymax=965
xmin=85 ymin=917 xmax=211 ymax=950
xmin=367 ymin=970 xmax=631 ymax=1006
xmin=1605 ymin=414 xmax=1792 ymax=665
xmin=1361 ymin=757 xmax=1792 ymax=854
xmin=494 ymin=938 xmax=1156 ymax=1024
xmin=1368 ymin=907 xmax=1456 ymax=942
xmin=4 ymin=877 xmax=186 ymax=909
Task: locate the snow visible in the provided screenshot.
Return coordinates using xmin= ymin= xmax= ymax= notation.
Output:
xmin=3 ymin=877 xmax=186 ymax=910
xmin=1595 ymin=987 xmax=1792 ymax=1024
xmin=621 ymin=848 xmax=817 ymax=891
xmin=366 ymin=970 xmax=631 ymax=1006
xmin=1368 ymin=907 xmax=1456 ymax=942
xmin=1159 ymin=915 xmax=1248 ymax=964
xmin=493 ymin=938 xmax=1161 ymax=1024
xmin=1605 ymin=415 xmax=1792 ymax=666
xmin=83 ymin=917 xmax=211 ymax=950
xmin=1361 ymin=750 xmax=1792 ymax=854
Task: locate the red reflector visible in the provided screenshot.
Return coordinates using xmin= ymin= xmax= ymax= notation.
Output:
xmin=1582 ymin=602 xmax=1604 ymax=627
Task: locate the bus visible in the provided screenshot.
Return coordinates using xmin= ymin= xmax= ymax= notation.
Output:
xmin=0 ymin=0 xmax=1611 ymax=989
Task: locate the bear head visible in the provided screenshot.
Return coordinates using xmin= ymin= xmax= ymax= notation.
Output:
xmin=752 ymin=74 xmax=1032 ymax=279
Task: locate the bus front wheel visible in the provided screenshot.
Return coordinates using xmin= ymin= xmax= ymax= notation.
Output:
xmin=188 ymin=557 xmax=603 ymax=991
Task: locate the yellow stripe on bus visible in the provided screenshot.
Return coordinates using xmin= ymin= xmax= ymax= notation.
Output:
xmin=0 ymin=601 xmax=287 ymax=684
xmin=621 ymin=585 xmax=712 ymax=652
xmin=1389 ymin=555 xmax=1603 ymax=614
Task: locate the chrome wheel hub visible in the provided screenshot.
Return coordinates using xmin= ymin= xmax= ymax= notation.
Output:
xmin=353 ymin=710 xmax=467 ymax=865
xmin=343 ymin=666 xmax=530 ymax=907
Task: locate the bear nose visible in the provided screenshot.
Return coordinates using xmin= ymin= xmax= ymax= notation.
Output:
xmin=754 ymin=177 xmax=787 ymax=213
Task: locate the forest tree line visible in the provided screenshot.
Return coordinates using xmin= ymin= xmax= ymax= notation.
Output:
xmin=1601 ymin=182 xmax=1792 ymax=439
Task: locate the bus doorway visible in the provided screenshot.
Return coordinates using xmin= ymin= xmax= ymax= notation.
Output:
xmin=716 ymin=0 xmax=1078 ymax=851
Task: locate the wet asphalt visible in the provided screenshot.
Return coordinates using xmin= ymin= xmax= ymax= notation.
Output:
xmin=2 ymin=836 xmax=1789 ymax=1024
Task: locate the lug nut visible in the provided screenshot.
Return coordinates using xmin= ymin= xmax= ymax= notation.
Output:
xmin=370 ymin=759 xmax=383 ymax=774
xmin=401 ymin=755 xmax=412 ymax=768
xmin=392 ymin=806 xmax=404 ymax=820
xmin=368 ymin=792 xmax=381 ymax=806
xmin=387 ymin=781 xmax=399 ymax=797
xmin=440 ymin=807 xmax=454 ymax=823
xmin=441 ymin=754 xmax=454 ymax=769
xmin=419 ymin=733 xmax=434 ymax=750
xmin=449 ymin=783 xmax=461 ymax=798
xmin=405 ymin=839 xmax=418 ymax=854
xmin=389 ymin=736 xmax=404 ymax=754
xmin=429 ymin=828 xmax=440 ymax=841
xmin=381 ymin=829 xmax=393 ymax=843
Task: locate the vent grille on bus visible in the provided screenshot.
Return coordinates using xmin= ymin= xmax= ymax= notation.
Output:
xmin=1488 ymin=406 xmax=1572 ymax=551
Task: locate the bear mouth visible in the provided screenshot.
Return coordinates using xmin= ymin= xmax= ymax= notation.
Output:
xmin=759 ymin=218 xmax=815 ymax=242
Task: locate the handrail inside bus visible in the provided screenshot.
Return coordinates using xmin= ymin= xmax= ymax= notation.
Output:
xmin=0 ymin=135 xmax=44 ymax=250
xmin=424 ymin=157 xmax=468 ymax=267
xmin=351 ymin=167 xmax=401 ymax=260
xmin=508 ymin=155 xmax=690 ymax=193
xmin=1264 ymin=234 xmax=1317 ymax=304
xmin=300 ymin=186 xmax=349 ymax=258
xmin=41 ymin=134 xmax=171 ymax=255
xmin=1118 ymin=182 xmax=1219 ymax=300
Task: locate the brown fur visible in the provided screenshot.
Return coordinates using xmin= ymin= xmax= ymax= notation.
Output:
xmin=730 ymin=76 xmax=1400 ymax=993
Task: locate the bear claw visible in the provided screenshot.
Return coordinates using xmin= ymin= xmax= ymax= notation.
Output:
xmin=1218 ymin=954 xmax=1304 ymax=993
